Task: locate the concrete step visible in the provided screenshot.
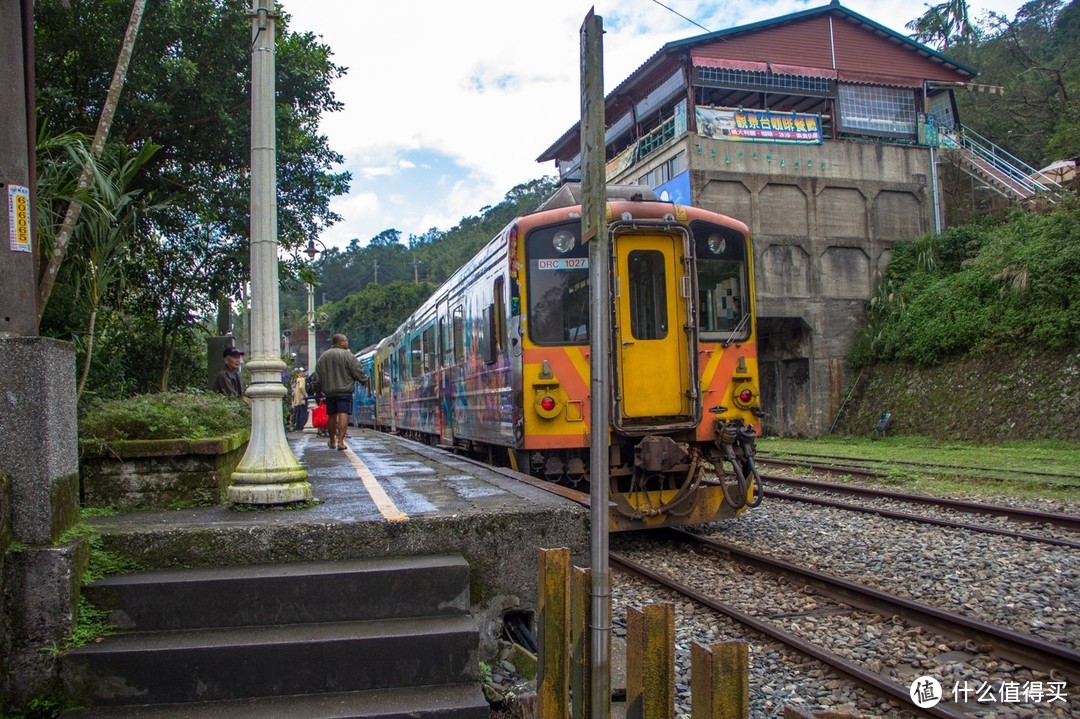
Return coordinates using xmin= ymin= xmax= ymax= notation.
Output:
xmin=66 ymin=615 xmax=479 ymax=705
xmin=64 ymin=682 xmax=488 ymax=718
xmin=84 ymin=555 xmax=470 ymax=630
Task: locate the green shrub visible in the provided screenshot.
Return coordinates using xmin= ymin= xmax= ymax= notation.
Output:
xmin=79 ymin=391 xmax=250 ymax=441
xmin=851 ymin=198 xmax=1080 ymax=368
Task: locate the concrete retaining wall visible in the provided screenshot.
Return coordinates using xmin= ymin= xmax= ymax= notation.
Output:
xmin=80 ymin=432 xmax=249 ymax=509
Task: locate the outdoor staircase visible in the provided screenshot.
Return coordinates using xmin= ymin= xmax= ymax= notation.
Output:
xmin=939 ymin=124 xmax=1066 ymax=203
xmin=62 ymin=555 xmax=488 ymax=718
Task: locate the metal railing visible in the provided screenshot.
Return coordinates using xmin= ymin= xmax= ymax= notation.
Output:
xmin=946 ymin=125 xmax=1065 ymax=200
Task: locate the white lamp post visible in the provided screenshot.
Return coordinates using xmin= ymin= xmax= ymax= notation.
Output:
xmin=227 ymin=0 xmax=311 ymax=504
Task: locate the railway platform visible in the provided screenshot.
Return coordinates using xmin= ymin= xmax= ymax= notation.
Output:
xmin=84 ymin=428 xmax=591 ymax=649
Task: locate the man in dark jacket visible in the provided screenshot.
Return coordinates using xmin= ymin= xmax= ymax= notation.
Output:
xmin=313 ymin=334 xmax=368 ymax=450
xmin=212 ymin=347 xmax=245 ymax=397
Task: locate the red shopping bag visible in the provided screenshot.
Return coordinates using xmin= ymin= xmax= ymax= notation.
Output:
xmin=311 ymin=402 xmax=328 ymax=430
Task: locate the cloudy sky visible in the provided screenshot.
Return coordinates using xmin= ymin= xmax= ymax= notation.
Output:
xmin=278 ymin=0 xmax=1025 ymax=250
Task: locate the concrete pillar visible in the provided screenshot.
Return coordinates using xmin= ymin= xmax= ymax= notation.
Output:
xmin=0 ymin=338 xmax=80 ymax=544
xmin=0 ymin=337 xmax=86 ymax=708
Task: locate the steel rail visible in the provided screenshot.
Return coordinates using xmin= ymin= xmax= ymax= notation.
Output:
xmin=757 ymin=452 xmax=1080 ymax=481
xmin=757 ymin=474 xmax=1080 ymax=532
xmin=663 ymin=529 xmax=1080 ymax=684
xmin=610 ymin=551 xmax=970 ymax=719
xmin=764 ymin=486 xmax=1080 ymax=549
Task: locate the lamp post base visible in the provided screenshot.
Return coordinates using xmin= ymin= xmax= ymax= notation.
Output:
xmin=228 ymin=478 xmax=312 ymax=505
xmin=227 ymin=357 xmax=311 ymax=505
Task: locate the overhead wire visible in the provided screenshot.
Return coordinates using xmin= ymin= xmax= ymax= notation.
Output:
xmin=650 ymin=0 xmax=717 ymax=35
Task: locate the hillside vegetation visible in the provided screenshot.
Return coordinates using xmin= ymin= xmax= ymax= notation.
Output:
xmin=283 ymin=178 xmax=557 ymax=349
xmin=837 ymin=198 xmax=1080 ymax=441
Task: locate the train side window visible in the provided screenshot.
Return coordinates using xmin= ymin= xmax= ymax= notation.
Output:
xmin=452 ymin=307 xmax=464 ymax=363
xmin=481 ymin=305 xmax=494 ymax=364
xmin=440 ymin=317 xmax=451 ymax=365
xmin=397 ymin=345 xmax=406 ymax=382
xmin=628 ymin=250 xmax=669 ymax=340
xmin=410 ymin=334 xmax=422 ymax=378
xmin=422 ymin=324 xmax=436 ymax=373
xmin=493 ymin=277 xmax=506 ymax=355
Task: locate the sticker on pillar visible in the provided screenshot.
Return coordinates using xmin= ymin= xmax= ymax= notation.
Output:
xmin=8 ymin=185 xmax=32 ymax=253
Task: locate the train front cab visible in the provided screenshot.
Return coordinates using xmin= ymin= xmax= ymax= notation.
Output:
xmin=516 ymin=197 xmax=762 ymax=531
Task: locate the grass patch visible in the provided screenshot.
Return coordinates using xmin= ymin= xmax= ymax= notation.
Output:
xmin=757 ymin=435 xmax=1080 ymax=503
xmin=68 ymin=595 xmax=112 ymax=650
xmin=63 ymin=512 xmax=145 ymax=651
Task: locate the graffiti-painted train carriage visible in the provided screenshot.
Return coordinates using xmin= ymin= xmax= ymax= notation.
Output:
xmin=352 ymin=184 xmax=763 ymax=530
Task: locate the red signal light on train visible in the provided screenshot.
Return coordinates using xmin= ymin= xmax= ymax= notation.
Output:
xmin=738 ymin=389 xmax=753 ymax=403
xmin=540 ymin=396 xmax=557 ymax=412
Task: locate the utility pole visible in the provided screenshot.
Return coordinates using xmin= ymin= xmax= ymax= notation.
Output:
xmin=0 ymin=0 xmax=37 ymax=337
xmin=581 ymin=9 xmax=611 ymax=719
xmin=228 ymin=0 xmax=311 ymax=504
xmin=412 ymin=256 xmax=421 ymax=284
xmin=373 ymin=258 xmax=379 ymax=285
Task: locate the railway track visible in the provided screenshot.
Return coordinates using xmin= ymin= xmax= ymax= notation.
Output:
xmin=757 ymin=455 xmax=1080 ymax=489
xmin=613 ymin=528 xmax=1078 ymax=718
xmin=755 ymin=475 xmax=1080 ymax=548
xmin=756 ymin=452 xmax=1080 ymax=482
xmin=453 ymin=448 xmax=1078 ymax=716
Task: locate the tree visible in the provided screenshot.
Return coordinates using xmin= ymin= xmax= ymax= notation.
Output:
xmin=71 ymin=141 xmax=161 ymax=398
xmin=907 ymin=0 xmax=978 ymax=49
xmin=38 ymin=0 xmax=147 ymax=320
xmin=939 ymin=0 xmax=1078 ymax=167
xmin=34 ymin=0 xmax=351 ymax=394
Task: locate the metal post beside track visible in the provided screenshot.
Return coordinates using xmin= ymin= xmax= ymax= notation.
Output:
xmin=580 ymin=9 xmax=611 ymax=719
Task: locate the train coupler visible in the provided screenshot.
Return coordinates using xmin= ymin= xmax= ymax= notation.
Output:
xmin=712 ymin=419 xmax=764 ymax=510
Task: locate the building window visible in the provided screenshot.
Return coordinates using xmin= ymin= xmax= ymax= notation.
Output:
xmin=929 ymin=91 xmax=956 ymax=133
xmin=638 ymin=151 xmax=687 ymax=188
xmin=696 ymin=67 xmax=832 ymax=95
xmin=837 ymin=84 xmax=916 ymax=137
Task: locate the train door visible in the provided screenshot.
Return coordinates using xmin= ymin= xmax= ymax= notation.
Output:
xmin=438 ymin=304 xmax=454 ymax=445
xmin=611 ymin=228 xmax=698 ymax=430
xmin=388 ymin=342 xmax=399 ymax=433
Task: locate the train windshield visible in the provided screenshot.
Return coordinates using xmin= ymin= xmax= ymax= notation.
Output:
xmin=691 ymin=221 xmax=750 ymax=339
xmin=526 ymin=222 xmax=589 ymax=344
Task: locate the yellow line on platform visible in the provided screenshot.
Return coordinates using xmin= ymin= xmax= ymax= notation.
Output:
xmin=343 ymin=446 xmax=408 ymax=523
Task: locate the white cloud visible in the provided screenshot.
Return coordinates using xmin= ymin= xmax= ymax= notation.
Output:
xmin=280 ymin=0 xmax=1027 ymax=250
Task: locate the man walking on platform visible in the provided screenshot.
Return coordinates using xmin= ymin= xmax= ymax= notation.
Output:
xmin=313 ymin=333 xmax=368 ymax=450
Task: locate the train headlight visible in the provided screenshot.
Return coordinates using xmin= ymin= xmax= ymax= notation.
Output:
xmin=535 ymin=393 xmax=563 ymax=419
xmin=552 ymin=230 xmax=575 ymax=253
xmin=707 ymin=233 xmax=726 ymax=254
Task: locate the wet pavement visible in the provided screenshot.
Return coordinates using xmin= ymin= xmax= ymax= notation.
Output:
xmin=85 ymin=428 xmax=592 ymax=647
xmin=90 ymin=427 xmax=579 ymax=532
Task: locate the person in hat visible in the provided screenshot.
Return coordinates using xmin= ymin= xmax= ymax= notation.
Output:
xmin=212 ymin=346 xmax=245 ymax=397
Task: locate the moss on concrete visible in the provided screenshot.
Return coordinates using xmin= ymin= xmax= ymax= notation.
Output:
xmin=834 ymin=348 xmax=1080 ymax=442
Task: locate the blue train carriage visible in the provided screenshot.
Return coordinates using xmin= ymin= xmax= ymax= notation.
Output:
xmin=351 ymin=345 xmax=378 ymax=427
